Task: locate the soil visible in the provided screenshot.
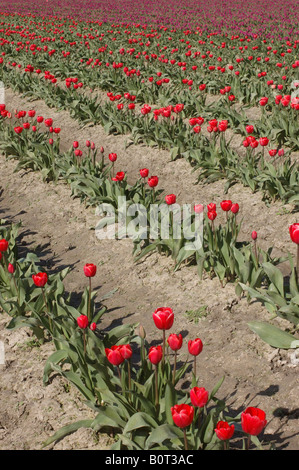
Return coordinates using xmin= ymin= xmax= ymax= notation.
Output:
xmin=0 ymin=87 xmax=298 ymax=451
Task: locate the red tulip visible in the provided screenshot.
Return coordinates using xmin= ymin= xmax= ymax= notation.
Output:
xmin=171 ymin=404 xmax=194 ymax=428
xmin=14 ymin=126 xmax=23 ymax=134
xmin=231 ymin=203 xmax=239 ymax=214
xmin=190 ymin=386 xmax=209 ymax=408
xmin=251 ymin=231 xmax=258 ymax=240
xmin=259 ymin=97 xmax=268 ymax=106
xmin=83 ymin=263 xmax=97 ymax=277
xmin=153 ymin=307 xmax=174 ymax=330
xmin=108 ymin=152 xmax=117 ymax=162
xmin=241 ymin=406 xmax=267 ymax=436
xmin=208 ymin=210 xmax=217 ymax=221
xmin=112 ymin=171 xmax=125 ymax=182
xmin=119 ymin=344 xmax=133 ymax=360
xmin=36 ymin=116 xmax=44 ymax=123
xmin=148 ymin=345 xmax=163 ymax=365
xmin=105 ymin=345 xmax=125 ymax=366
xmin=259 ymin=137 xmax=269 ymax=147
xmin=44 ymin=118 xmax=53 ymax=127
xmin=73 ymin=141 xmax=79 ymax=148
xmin=77 ymin=314 xmax=89 ymax=329
xmin=220 ymin=200 xmax=232 ymax=211
xmin=167 ymin=333 xmax=183 ymax=351
xmin=289 ymin=224 xmax=299 ymax=244
xmin=165 ymin=194 xmax=176 ymax=205
xmin=207 ymin=203 xmax=216 ymax=212
xmin=8 ymin=263 xmax=15 ymax=274
xmin=148 ymin=176 xmax=159 ymax=188
xmin=215 ymin=421 xmax=235 ymax=441
xmin=246 ymin=125 xmax=254 ymax=133
xmin=140 ymin=168 xmax=149 ymax=178
xmin=90 ymin=322 xmax=97 ymax=331
xmin=188 ymin=338 xmax=203 ymax=356
xmin=194 ymin=204 xmax=204 ymax=214
xmin=0 ymin=239 xmax=9 ymax=252
xmin=32 ymin=272 xmax=48 ymax=287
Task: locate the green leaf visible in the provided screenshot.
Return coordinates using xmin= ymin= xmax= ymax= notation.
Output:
xmin=248 ymin=321 xmax=299 ymax=349
xmin=42 ymin=419 xmax=93 ymax=448
xmin=145 ymin=423 xmax=184 ymax=448
xmin=123 ymin=412 xmax=158 ymax=434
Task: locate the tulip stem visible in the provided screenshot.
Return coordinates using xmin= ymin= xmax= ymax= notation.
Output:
xmin=183 ymin=428 xmax=188 ymax=450
xmin=254 ymin=239 xmax=258 ymax=265
xmin=128 ymin=359 xmax=131 ymax=398
xmin=11 ymin=273 xmax=19 ymax=305
xmin=297 ymin=244 xmax=299 ymax=287
xmin=162 ymin=329 xmax=166 ymax=366
xmin=154 ymin=364 xmax=159 ymax=409
xmin=194 ymin=356 xmax=197 ymax=383
xmin=88 ymin=277 xmax=92 ymax=322
xmin=41 ymin=287 xmax=52 ymax=332
xmin=172 ymin=351 xmax=177 ymax=385
xmin=117 ymin=366 xmax=123 ymax=394
xmin=83 ymin=330 xmax=86 ymax=357
xmin=246 ymin=435 xmax=251 ymax=450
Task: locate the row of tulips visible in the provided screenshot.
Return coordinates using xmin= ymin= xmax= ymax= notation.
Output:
xmin=0 ymin=222 xmax=270 ymax=449
xmin=0 ymin=103 xmax=298 ymax=348
xmin=2 ymin=59 xmax=298 ymax=205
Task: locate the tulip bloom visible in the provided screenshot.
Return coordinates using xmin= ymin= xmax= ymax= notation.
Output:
xmin=77 ymin=314 xmax=89 ymax=329
xmin=190 ymin=386 xmax=209 ymax=408
xmin=153 ymin=307 xmax=174 ymax=330
xmin=259 ymin=97 xmax=268 ymax=106
xmin=215 ymin=420 xmax=235 ymax=444
xmin=207 ymin=203 xmax=216 ymax=212
xmin=108 ymin=153 xmax=117 ymax=162
xmin=241 ymin=407 xmax=267 ymax=443
xmin=289 ymin=224 xmax=299 ymax=244
xmin=0 ymin=239 xmax=8 ymax=252
xmin=188 ymin=338 xmax=203 ymax=380
xmin=119 ymin=344 xmax=133 ymax=360
xmin=83 ymin=263 xmax=97 ymax=277
xmin=32 ymin=272 xmax=48 ymax=287
xmin=188 ymin=338 xmax=203 ymax=356
xmin=139 ymin=168 xmax=149 ymax=178
xmin=220 ymin=200 xmax=232 ymax=211
xmin=194 ymin=204 xmax=204 ymax=214
xmin=167 ymin=333 xmax=183 ymax=351
xmin=148 ymin=345 xmax=163 ymax=365
xmin=171 ymin=404 xmax=194 ymax=429
xmin=289 ymin=224 xmax=299 ymax=284
xmin=171 ymin=404 xmax=194 ymax=449
xmin=208 ymin=210 xmax=217 ymax=221
xmin=231 ymin=203 xmax=239 ymax=214
xmin=259 ymin=137 xmax=269 ymax=147
xmin=165 ymin=194 xmax=176 ymax=205
xmin=8 ymin=263 xmax=15 ymax=274
xmin=105 ymin=345 xmax=125 ymax=366
xmin=148 ymin=175 xmax=159 ymax=188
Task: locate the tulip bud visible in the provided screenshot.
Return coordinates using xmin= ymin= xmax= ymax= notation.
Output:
xmin=8 ymin=263 xmax=15 ymax=274
xmin=77 ymin=314 xmax=89 ymax=329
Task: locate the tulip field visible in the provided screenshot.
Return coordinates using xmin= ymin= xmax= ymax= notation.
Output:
xmin=0 ymin=0 xmax=298 ymax=453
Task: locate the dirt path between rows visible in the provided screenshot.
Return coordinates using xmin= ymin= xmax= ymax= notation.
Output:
xmin=0 ymin=87 xmax=298 ymax=450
